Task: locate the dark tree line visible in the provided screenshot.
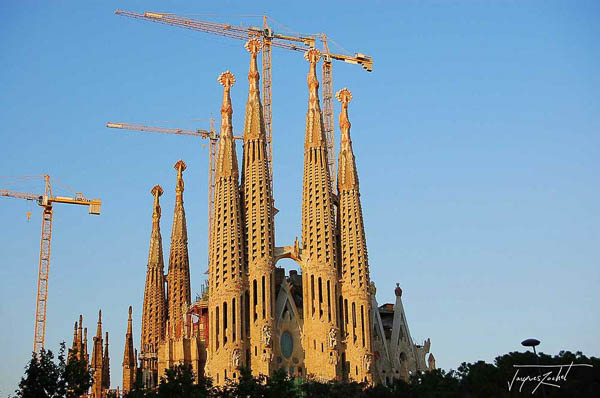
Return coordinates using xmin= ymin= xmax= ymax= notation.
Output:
xmin=13 ymin=346 xmax=599 ymax=397
xmin=11 ymin=343 xmax=92 ymax=398
xmin=124 ymin=350 xmax=599 ymax=398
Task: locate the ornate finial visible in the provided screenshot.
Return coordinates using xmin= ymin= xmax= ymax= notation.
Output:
xmin=305 ymin=48 xmax=321 ymax=106
xmin=151 ymin=184 xmax=163 ymax=198
xmin=105 ymin=331 xmax=109 ymax=343
xmin=151 ymin=184 xmax=163 ymax=221
xmin=304 ymin=48 xmax=321 ymax=64
xmin=244 ymin=38 xmax=262 ymax=55
xmin=174 ymin=159 xmax=187 ymax=173
xmin=98 ymin=309 xmax=102 ymax=322
xmin=246 ymin=39 xmax=261 ymax=97
xmin=127 ymin=306 xmax=133 ymax=334
xmin=218 ymin=71 xmax=235 ymax=138
xmin=336 ymin=88 xmax=353 ymax=105
xmin=174 ymin=160 xmax=186 ymax=198
xmin=217 ymin=70 xmax=235 ymax=88
xmin=336 ymin=88 xmax=352 ymax=144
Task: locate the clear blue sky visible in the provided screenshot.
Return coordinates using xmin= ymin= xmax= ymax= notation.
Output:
xmin=1 ymin=0 xmax=598 ymax=394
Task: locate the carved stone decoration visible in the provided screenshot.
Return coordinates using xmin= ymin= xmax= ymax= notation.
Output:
xmin=262 ymin=325 xmax=272 ymax=347
xmin=262 ymin=347 xmax=273 ymax=363
xmin=369 ymin=281 xmax=377 ymax=296
xmin=363 ymin=353 xmax=373 ymax=373
xmin=328 ymin=328 xmax=337 ymax=349
xmin=231 ymin=349 xmax=241 ymax=368
xmin=328 ymin=350 xmax=339 ymax=365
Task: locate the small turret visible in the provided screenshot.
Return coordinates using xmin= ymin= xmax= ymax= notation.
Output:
xmin=103 ymin=331 xmax=110 ymax=390
xmin=68 ymin=321 xmax=78 ymax=364
xmin=90 ymin=310 xmax=104 ymax=398
xmin=122 ymin=306 xmax=136 ymax=393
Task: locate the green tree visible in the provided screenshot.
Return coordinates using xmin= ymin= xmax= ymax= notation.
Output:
xmin=12 ymin=343 xmax=92 ymax=398
xmin=156 ymin=364 xmax=212 ymax=398
xmin=409 ymin=368 xmax=460 ymax=398
xmin=62 ymin=349 xmax=93 ymax=398
xmin=13 ymin=349 xmax=62 ymax=398
xmin=264 ymin=368 xmax=298 ymax=398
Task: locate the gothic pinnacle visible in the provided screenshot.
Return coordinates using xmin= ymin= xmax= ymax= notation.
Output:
xmin=216 ymin=71 xmax=239 ymax=177
xmin=336 ymin=88 xmax=358 ymax=190
xmin=305 ymin=48 xmax=321 ymax=110
xmin=174 ymin=160 xmax=186 ymax=200
xmin=142 ymin=181 xmax=167 ymax=383
xmin=336 ymin=88 xmax=353 ymax=149
xmin=245 ymin=38 xmax=261 ymax=98
xmin=304 ymin=48 xmax=327 ymax=148
xmin=78 ymin=315 xmax=83 ymax=346
xmin=168 ymin=159 xmax=191 ymax=331
xmin=151 ymin=185 xmax=163 ymax=223
xmin=218 ymin=71 xmax=235 ymax=139
xmin=127 ymin=305 xmax=133 ymax=334
xmin=337 ymin=87 xmax=372 ymax=382
xmin=96 ymin=309 xmax=102 ymax=338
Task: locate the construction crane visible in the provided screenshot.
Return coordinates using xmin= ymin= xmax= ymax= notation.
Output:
xmin=114 ymin=9 xmax=373 ymax=188
xmin=106 ymin=120 xmax=242 ymax=263
xmin=1 ymin=175 xmax=101 ymax=354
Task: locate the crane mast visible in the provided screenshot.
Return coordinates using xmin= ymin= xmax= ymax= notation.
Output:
xmin=114 ymin=9 xmax=372 ymax=188
xmin=1 ymin=175 xmax=101 ymax=353
xmin=106 ymin=121 xmax=243 ymax=267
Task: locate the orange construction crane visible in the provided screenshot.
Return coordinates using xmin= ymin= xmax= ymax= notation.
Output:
xmin=1 ymin=175 xmax=101 ymax=354
xmin=114 ymin=9 xmax=373 ymax=188
xmin=106 ymin=120 xmax=242 ymax=264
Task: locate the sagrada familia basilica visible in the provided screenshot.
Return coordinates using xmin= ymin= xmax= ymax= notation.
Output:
xmin=67 ymin=38 xmax=435 ymax=397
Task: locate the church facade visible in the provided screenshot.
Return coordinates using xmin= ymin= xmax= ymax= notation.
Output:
xmin=127 ymin=38 xmax=435 ymax=390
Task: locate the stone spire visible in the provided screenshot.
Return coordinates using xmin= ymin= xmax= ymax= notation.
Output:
xmin=140 ymin=185 xmax=167 ymax=388
xmin=103 ymin=332 xmax=110 ymax=390
xmin=336 ymin=88 xmax=372 ymax=383
xmin=77 ymin=315 xmax=84 ymax=359
xmin=68 ymin=321 xmax=78 ymax=364
xmin=207 ymin=70 xmax=248 ymax=385
xmin=90 ymin=310 xmax=104 ymax=398
xmin=167 ymin=160 xmax=191 ymax=334
xmin=80 ymin=328 xmax=90 ymax=367
xmin=122 ymin=306 xmax=136 ymax=394
xmin=300 ymin=48 xmax=340 ymax=379
xmin=241 ymin=38 xmax=275 ymax=377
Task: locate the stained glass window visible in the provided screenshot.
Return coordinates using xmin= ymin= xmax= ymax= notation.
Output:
xmin=280 ymin=331 xmax=293 ymax=359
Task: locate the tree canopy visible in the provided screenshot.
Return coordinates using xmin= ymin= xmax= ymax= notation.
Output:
xmin=14 ymin=348 xmax=599 ymax=397
xmin=12 ymin=343 xmax=92 ymax=398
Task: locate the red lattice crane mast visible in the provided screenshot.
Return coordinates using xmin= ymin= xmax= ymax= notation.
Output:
xmin=1 ymin=175 xmax=101 ymax=354
xmin=114 ymin=9 xmax=373 ymax=188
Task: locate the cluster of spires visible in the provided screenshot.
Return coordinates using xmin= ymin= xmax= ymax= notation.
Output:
xmin=138 ymin=158 xmax=195 ymax=387
xmin=68 ymin=35 xmax=372 ymax=392
xmin=68 ymin=311 xmax=111 ymax=397
xmin=199 ymin=38 xmax=372 ymax=383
